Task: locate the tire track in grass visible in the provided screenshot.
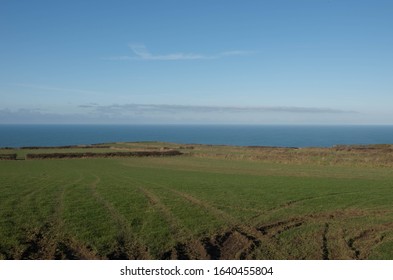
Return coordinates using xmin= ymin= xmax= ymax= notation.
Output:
xmin=123 ymin=174 xmax=238 ymax=225
xmin=345 ymin=222 xmax=393 ymax=259
xmin=251 ymin=191 xmax=363 ymax=221
xmin=214 ymin=204 xmax=265 ymax=215
xmin=125 ymin=173 xmax=307 ymax=253
xmin=6 ymin=176 xmax=54 ymax=214
xmin=115 ymin=165 xmax=392 ymax=259
xmin=125 ymin=161 xmax=393 ymax=259
xmin=119 ymin=168 xmax=370 ymax=259
xmin=125 ymin=176 xmax=279 ymax=259
xmin=256 ymin=209 xmax=393 ymax=259
xmin=137 ymin=186 xmax=185 ymax=237
xmin=256 ymin=209 xmax=369 ymax=239
xmin=50 ymin=174 xmax=99 ymax=259
xmin=322 ymin=223 xmax=330 ymax=260
xmin=167 ymin=188 xmax=237 ymax=225
xmin=137 ymin=186 xmax=209 ymax=259
xmin=20 ymin=175 xmax=97 ymax=259
xmin=92 ymin=172 xmax=192 ymax=259
xmin=111 ymin=174 xmax=227 ymax=259
xmin=159 ymin=185 xmax=275 ymax=257
xmin=15 ymin=175 xmax=69 ymax=259
xmin=162 ymin=187 xmax=271 ymax=259
xmin=118 ymin=163 xmax=261 ymax=231
xmin=91 ymin=172 xmax=190 ymax=259
xmin=88 ymin=174 xmax=150 ymax=259
xmin=39 ymin=175 xmax=83 ymax=259
xmin=112 ymin=172 xmax=208 ymax=259
xmin=93 ymin=171 xmax=182 ymax=259
xmin=2 ymin=176 xmax=52 ymax=217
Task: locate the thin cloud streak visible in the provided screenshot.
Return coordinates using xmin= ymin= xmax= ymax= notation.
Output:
xmin=103 ymin=44 xmax=254 ymax=61
xmin=12 ymin=83 xmax=104 ymax=95
xmin=85 ymin=103 xmax=356 ymax=114
xmin=129 ymin=44 xmax=207 ymax=60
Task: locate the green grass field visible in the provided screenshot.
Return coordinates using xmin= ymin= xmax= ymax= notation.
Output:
xmin=0 ymin=143 xmax=392 ymax=259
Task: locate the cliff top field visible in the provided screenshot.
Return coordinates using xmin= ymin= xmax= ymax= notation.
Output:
xmin=0 ymin=142 xmax=392 ymax=260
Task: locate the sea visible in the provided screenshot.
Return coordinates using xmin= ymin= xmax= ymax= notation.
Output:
xmin=1 ymin=124 xmax=393 ymax=148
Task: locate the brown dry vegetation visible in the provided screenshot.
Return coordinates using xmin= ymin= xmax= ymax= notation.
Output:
xmin=188 ymin=144 xmax=393 ymax=167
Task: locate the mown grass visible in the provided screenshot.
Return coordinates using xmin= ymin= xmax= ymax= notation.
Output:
xmin=0 ymin=142 xmax=392 ymax=259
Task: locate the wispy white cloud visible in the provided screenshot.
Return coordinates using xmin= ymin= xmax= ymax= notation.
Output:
xmin=83 ymin=103 xmax=356 ymax=114
xmin=129 ymin=44 xmax=207 ymax=60
xmin=12 ymin=83 xmax=104 ymax=95
xmin=103 ymin=44 xmax=254 ymax=61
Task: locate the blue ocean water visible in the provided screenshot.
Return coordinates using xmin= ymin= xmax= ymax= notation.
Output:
xmin=0 ymin=125 xmax=393 ymax=148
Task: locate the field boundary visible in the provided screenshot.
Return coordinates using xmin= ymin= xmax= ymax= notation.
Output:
xmin=25 ymin=150 xmax=182 ymax=160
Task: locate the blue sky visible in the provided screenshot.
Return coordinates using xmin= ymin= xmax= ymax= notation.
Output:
xmin=1 ymin=0 xmax=392 ymax=124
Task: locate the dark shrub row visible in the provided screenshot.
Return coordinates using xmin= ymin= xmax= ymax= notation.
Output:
xmin=25 ymin=150 xmax=182 ymax=159
xmin=21 ymin=145 xmax=110 ymax=149
xmin=0 ymin=154 xmax=17 ymax=160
